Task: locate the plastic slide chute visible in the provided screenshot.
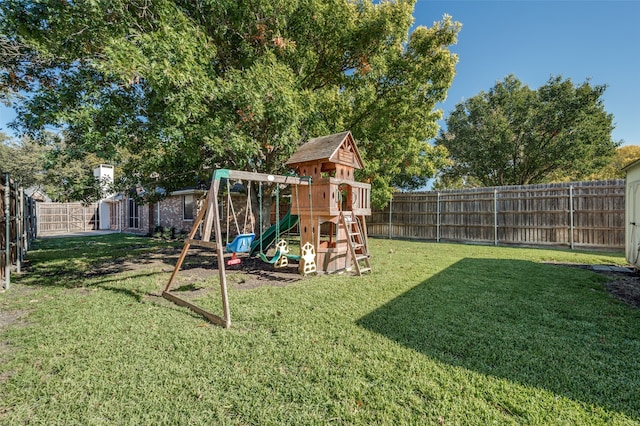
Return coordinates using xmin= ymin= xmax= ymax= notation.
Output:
xmin=250 ymin=209 xmax=299 ymax=257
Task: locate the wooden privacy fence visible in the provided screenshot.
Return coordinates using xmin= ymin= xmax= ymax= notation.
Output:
xmin=369 ymin=180 xmax=625 ymax=250
xmin=36 ymin=202 xmax=99 ymax=235
xmin=1 ymin=172 xmax=37 ymax=289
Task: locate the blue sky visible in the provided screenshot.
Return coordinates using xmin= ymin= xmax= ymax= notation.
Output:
xmin=1 ymin=1 xmax=639 ymax=145
xmin=414 ymin=0 xmax=640 ymax=145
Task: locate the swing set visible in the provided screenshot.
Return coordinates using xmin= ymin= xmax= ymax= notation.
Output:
xmin=163 ymin=131 xmax=372 ymax=328
xmin=163 ymin=169 xmax=315 ymax=328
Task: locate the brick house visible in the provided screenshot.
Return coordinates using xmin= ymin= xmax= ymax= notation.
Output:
xmin=94 ymin=162 xmax=263 ymax=238
xmin=103 ymin=188 xmax=207 ymax=236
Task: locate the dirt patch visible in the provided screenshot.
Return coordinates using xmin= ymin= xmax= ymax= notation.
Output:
xmin=0 ymin=284 xmax=34 ymax=332
xmin=547 ymin=262 xmax=640 ymax=308
xmin=0 ymin=298 xmax=30 ymax=382
xmin=92 ymin=245 xmax=308 ymax=294
xmin=603 ymin=275 xmax=640 ymax=308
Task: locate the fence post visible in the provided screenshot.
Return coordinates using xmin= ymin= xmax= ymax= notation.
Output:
xmin=388 ymin=198 xmax=393 ymax=239
xmin=4 ymin=172 xmax=10 ymax=290
xmin=35 ymin=201 xmax=40 ymax=236
xmin=15 ymin=182 xmax=21 ymax=273
xmin=569 ymin=185 xmax=575 ymax=250
xmin=20 ymin=191 xmax=25 ymax=254
xmin=494 ymin=189 xmax=498 ymax=246
xmin=436 ymin=192 xmax=441 ymax=243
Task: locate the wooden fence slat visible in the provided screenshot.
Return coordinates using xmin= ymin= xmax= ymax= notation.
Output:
xmin=37 ymin=202 xmax=99 ymax=235
xmin=1 ymin=172 xmax=36 ymax=289
xmin=370 ymin=180 xmax=625 ymax=250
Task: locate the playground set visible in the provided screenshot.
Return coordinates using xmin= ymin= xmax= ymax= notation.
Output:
xmin=163 ymin=131 xmax=372 ymax=327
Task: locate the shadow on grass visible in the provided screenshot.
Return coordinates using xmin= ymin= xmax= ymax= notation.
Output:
xmin=357 ymin=258 xmax=640 ymax=419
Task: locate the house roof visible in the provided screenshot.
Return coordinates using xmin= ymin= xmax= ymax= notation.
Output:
xmin=24 ymin=186 xmax=52 ymax=202
xmin=622 ymin=157 xmax=640 ymax=172
xmin=285 ymin=131 xmax=364 ymax=169
xmin=169 ymin=188 xmax=207 ymax=196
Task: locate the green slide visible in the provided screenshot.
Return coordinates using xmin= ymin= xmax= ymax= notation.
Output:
xmin=249 ymin=209 xmax=299 ymax=257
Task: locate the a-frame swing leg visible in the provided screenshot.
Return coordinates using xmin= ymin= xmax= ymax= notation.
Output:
xmin=162 ymin=177 xmax=232 ymax=328
xmin=164 ymin=203 xmax=207 ymax=293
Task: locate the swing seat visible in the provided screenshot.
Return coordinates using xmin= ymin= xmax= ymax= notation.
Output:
xmin=227 ymin=252 xmax=242 ymax=266
xmin=258 ymin=250 xmax=283 ymax=265
xmin=226 ymin=233 xmax=255 ymax=254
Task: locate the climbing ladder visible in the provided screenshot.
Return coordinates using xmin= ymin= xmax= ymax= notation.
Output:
xmin=340 ymin=211 xmax=371 ymax=275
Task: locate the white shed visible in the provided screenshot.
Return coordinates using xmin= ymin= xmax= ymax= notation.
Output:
xmin=624 ymin=158 xmax=640 ymax=269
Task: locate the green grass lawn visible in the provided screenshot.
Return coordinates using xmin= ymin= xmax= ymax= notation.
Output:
xmin=1 ymin=234 xmax=639 ymax=424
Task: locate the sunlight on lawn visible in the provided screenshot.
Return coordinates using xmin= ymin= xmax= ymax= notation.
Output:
xmin=1 ymin=234 xmax=638 ymax=424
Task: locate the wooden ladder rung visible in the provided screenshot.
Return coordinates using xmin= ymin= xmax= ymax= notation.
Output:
xmin=341 ymin=211 xmax=371 ymax=276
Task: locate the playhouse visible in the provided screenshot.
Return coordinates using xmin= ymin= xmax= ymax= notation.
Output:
xmin=163 ymin=131 xmax=372 ymax=327
xmin=286 ymin=131 xmax=371 ymax=274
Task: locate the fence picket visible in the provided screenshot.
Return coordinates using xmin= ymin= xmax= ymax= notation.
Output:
xmin=1 ymin=172 xmax=37 ymax=289
xmin=369 ymin=180 xmax=625 ymax=250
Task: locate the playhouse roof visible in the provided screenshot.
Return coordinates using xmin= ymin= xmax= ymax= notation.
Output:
xmin=285 ymin=131 xmax=364 ymax=169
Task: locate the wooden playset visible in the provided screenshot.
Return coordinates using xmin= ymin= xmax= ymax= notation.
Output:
xmin=163 ymin=131 xmax=372 ymax=327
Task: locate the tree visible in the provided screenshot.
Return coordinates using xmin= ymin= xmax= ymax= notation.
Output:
xmin=435 ymin=75 xmax=619 ymax=188
xmin=0 ymin=131 xmax=50 ymax=188
xmin=0 ymin=131 xmax=107 ymax=202
xmin=1 ymin=0 xmax=460 ymax=214
xmin=589 ymin=145 xmax=640 ymax=180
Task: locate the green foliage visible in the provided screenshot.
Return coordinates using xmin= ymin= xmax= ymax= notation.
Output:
xmin=0 ymin=132 xmax=109 ymax=202
xmin=2 ymin=234 xmax=640 ymax=423
xmin=1 ymin=0 xmax=460 ymax=208
xmin=0 ymin=133 xmax=50 ymax=191
xmin=589 ymin=145 xmax=640 ymax=180
xmin=435 ymin=75 xmax=619 ymax=188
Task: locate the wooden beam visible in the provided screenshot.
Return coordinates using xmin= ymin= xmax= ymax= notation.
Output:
xmin=213 ymin=169 xmax=311 ymax=186
xmin=163 ymin=202 xmax=208 ymax=293
xmin=210 ymin=179 xmax=232 ymax=329
xmin=162 ymin=291 xmax=226 ymax=327
xmin=184 ymin=238 xmax=218 ymax=249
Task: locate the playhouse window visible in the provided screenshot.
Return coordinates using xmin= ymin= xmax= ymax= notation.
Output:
xmin=183 ymin=194 xmax=195 ymax=220
xmin=128 ymin=198 xmax=139 ymax=228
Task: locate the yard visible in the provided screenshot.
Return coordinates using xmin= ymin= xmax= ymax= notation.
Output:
xmin=1 ymin=234 xmax=639 ymax=424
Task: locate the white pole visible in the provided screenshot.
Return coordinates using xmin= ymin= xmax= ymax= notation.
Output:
xmin=494 ymin=189 xmax=498 ymax=246
xmin=4 ymin=173 xmax=10 ymax=289
xmin=569 ymin=185 xmax=575 ymax=249
xmin=388 ymin=198 xmax=393 ymax=239
xmin=437 ymin=192 xmax=441 ymax=243
xmin=16 ymin=184 xmax=22 ymax=273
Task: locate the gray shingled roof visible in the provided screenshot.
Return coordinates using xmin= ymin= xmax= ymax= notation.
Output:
xmin=286 ymin=131 xmax=360 ymax=166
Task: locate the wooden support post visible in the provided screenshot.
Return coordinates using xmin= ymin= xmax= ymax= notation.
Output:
xmin=210 ymin=178 xmax=232 ymax=328
xmin=163 ymin=169 xmax=312 ymax=328
xmin=164 ymin=203 xmax=208 ymax=292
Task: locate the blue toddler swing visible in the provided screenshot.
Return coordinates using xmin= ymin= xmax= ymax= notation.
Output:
xmin=225 ymin=180 xmax=255 ymax=266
